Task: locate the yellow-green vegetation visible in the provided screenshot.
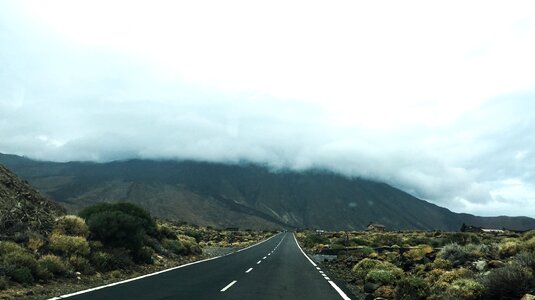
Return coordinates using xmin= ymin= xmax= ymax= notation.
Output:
xmin=0 ymin=202 xmax=277 ymax=299
xmin=298 ymin=229 xmax=535 ymax=299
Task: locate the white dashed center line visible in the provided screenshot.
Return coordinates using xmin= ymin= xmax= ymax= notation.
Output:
xmin=220 ymin=280 xmax=237 ymax=292
xmin=245 ymin=267 xmax=253 ymax=273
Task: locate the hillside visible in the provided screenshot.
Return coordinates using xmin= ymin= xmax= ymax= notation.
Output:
xmin=1 ymin=153 xmax=534 ymax=231
xmin=0 ymin=163 xmax=64 ymax=238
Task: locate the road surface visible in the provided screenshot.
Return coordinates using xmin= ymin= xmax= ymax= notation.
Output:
xmin=53 ymin=232 xmax=351 ymax=300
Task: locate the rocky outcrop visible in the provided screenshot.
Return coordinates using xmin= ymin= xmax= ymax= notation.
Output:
xmin=0 ymin=164 xmax=64 ymax=238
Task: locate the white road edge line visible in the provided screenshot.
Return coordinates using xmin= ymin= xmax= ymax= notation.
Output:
xmin=48 ymin=233 xmax=281 ymax=299
xmin=220 ymin=280 xmax=238 ymax=292
xmin=292 ymin=233 xmax=351 ymax=300
xmin=245 ymin=267 xmax=253 ymax=273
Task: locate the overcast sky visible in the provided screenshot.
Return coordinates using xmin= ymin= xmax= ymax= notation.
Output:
xmin=1 ymin=1 xmax=535 ymax=217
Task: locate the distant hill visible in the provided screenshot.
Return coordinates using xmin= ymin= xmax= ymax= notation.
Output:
xmin=0 ymin=163 xmax=65 ymax=238
xmin=1 ymin=153 xmax=534 ymax=231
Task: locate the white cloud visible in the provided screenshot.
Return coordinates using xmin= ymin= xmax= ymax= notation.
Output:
xmin=1 ymin=1 xmax=535 ymax=217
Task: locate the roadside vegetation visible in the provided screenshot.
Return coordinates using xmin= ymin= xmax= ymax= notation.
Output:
xmin=297 ymin=229 xmax=535 ymax=299
xmin=0 ymin=202 xmax=276 ymax=299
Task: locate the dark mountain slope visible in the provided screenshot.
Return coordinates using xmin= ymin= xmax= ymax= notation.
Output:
xmin=1 ymin=153 xmax=534 ymax=231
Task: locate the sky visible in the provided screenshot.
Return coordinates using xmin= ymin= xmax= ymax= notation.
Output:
xmin=1 ymin=1 xmax=535 ymax=217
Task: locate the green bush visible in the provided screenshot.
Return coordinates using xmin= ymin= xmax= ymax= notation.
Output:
xmin=1 ymin=250 xmax=38 ymax=278
xmin=437 ymin=243 xmax=472 ymax=263
xmin=366 ymin=269 xmax=399 ymax=285
xmin=49 ymin=234 xmax=90 ymax=256
xmin=90 ymin=249 xmax=133 ymax=272
xmin=69 ymin=255 xmax=93 ymax=275
xmin=10 ymin=267 xmax=34 ymax=284
xmin=483 ymin=264 xmax=534 ymax=299
xmin=133 ymin=246 xmax=154 ymax=264
xmin=352 ymin=258 xmax=403 ymax=280
xmin=0 ymin=241 xmax=24 ymax=255
xmin=53 ymin=215 xmax=89 ymax=237
xmin=304 ymin=234 xmax=329 ymax=248
xmin=156 ymin=224 xmax=177 ymax=240
xmin=395 ymin=276 xmax=430 ymax=300
xmin=0 ymin=276 xmax=7 ymax=290
xmin=80 ymin=202 xmax=156 ymax=251
xmin=162 ymin=239 xmax=186 ymax=255
xmin=38 ymin=255 xmax=68 ymax=276
xmin=515 ymin=251 xmax=535 ymax=271
xmin=446 ymin=279 xmax=484 ymax=300
xmin=181 ymin=239 xmax=202 ymax=256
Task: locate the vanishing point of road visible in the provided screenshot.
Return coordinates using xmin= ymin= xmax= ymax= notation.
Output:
xmin=50 ymin=232 xmax=352 ymax=300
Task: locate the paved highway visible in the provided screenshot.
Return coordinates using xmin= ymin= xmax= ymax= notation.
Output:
xmin=52 ymin=232 xmax=351 ymax=300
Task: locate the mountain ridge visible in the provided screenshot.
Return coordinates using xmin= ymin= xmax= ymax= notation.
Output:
xmin=1 ymin=153 xmax=534 ymax=231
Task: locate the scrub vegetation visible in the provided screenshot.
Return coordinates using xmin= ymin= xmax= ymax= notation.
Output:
xmin=297 ymin=229 xmax=535 ymax=299
xmin=0 ymin=202 xmax=275 ymax=299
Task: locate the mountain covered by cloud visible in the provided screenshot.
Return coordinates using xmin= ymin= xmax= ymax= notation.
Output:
xmin=1 ymin=1 xmax=535 ymax=217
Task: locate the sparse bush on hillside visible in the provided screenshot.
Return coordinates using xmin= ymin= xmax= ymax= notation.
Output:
xmin=68 ymin=255 xmax=93 ymax=274
xmin=79 ymin=202 xmax=156 ymax=251
xmin=90 ymin=248 xmax=134 ymax=272
xmin=437 ymin=243 xmax=472 ymax=264
xmin=483 ymin=264 xmax=534 ymax=299
xmin=38 ymin=254 xmax=68 ymax=276
xmin=0 ymin=276 xmax=7 ymax=290
xmin=49 ymin=233 xmax=90 ymax=257
xmin=53 ymin=215 xmax=89 ymax=237
xmin=515 ymin=251 xmax=535 ymax=271
xmin=499 ymin=238 xmax=520 ymax=257
xmin=395 ymin=276 xmax=430 ymax=300
xmin=304 ymin=234 xmax=329 ymax=248
xmin=162 ymin=239 xmax=186 ymax=255
xmin=446 ymin=278 xmax=484 ymax=300
xmin=352 ymin=258 xmax=403 ymax=281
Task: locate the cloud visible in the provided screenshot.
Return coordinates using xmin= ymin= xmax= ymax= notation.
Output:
xmin=1 ymin=1 xmax=535 ymax=217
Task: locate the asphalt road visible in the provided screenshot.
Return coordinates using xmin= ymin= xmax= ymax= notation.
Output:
xmin=54 ymin=232 xmax=351 ymax=300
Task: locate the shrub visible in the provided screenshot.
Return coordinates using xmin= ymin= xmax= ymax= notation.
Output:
xmin=181 ymin=239 xmax=202 ymax=256
xmin=352 ymin=258 xmax=383 ymax=279
xmin=0 ymin=241 xmax=24 ymax=255
xmin=90 ymin=249 xmax=133 ymax=272
xmin=10 ymin=267 xmax=34 ymax=284
xmin=395 ymin=276 xmax=429 ymax=300
xmin=522 ymin=237 xmax=535 ymax=252
xmin=431 ymin=258 xmax=452 ymax=270
xmin=1 ymin=250 xmax=38 ymax=276
xmin=80 ymin=202 xmax=156 ymax=251
xmin=27 ymin=234 xmax=45 ymax=253
xmin=0 ymin=276 xmax=7 ymax=290
xmin=156 ymin=224 xmax=177 ymax=240
xmin=515 ymin=251 xmax=535 ymax=271
xmin=352 ymin=258 xmax=403 ymax=280
xmin=483 ymin=264 xmax=534 ymax=299
xmin=350 ymin=237 xmax=371 ymax=246
xmin=403 ymin=245 xmax=433 ymax=261
xmin=366 ymin=269 xmax=399 ymax=285
xmin=49 ymin=233 xmax=90 ymax=256
xmin=162 ymin=239 xmax=186 ymax=255
xmin=68 ymin=255 xmax=93 ymax=275
xmin=446 ymin=279 xmax=484 ymax=300
xmin=53 ymin=215 xmax=89 ymax=237
xmin=499 ymin=239 xmax=520 ymax=257
xmin=133 ymin=246 xmax=154 ymax=264
xmin=304 ymin=234 xmax=329 ymax=248
xmin=38 ymin=255 xmax=68 ymax=276
xmin=437 ymin=243 xmax=471 ymax=263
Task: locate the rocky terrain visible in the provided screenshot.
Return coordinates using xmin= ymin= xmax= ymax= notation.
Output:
xmin=0 ymin=164 xmax=65 ymax=239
